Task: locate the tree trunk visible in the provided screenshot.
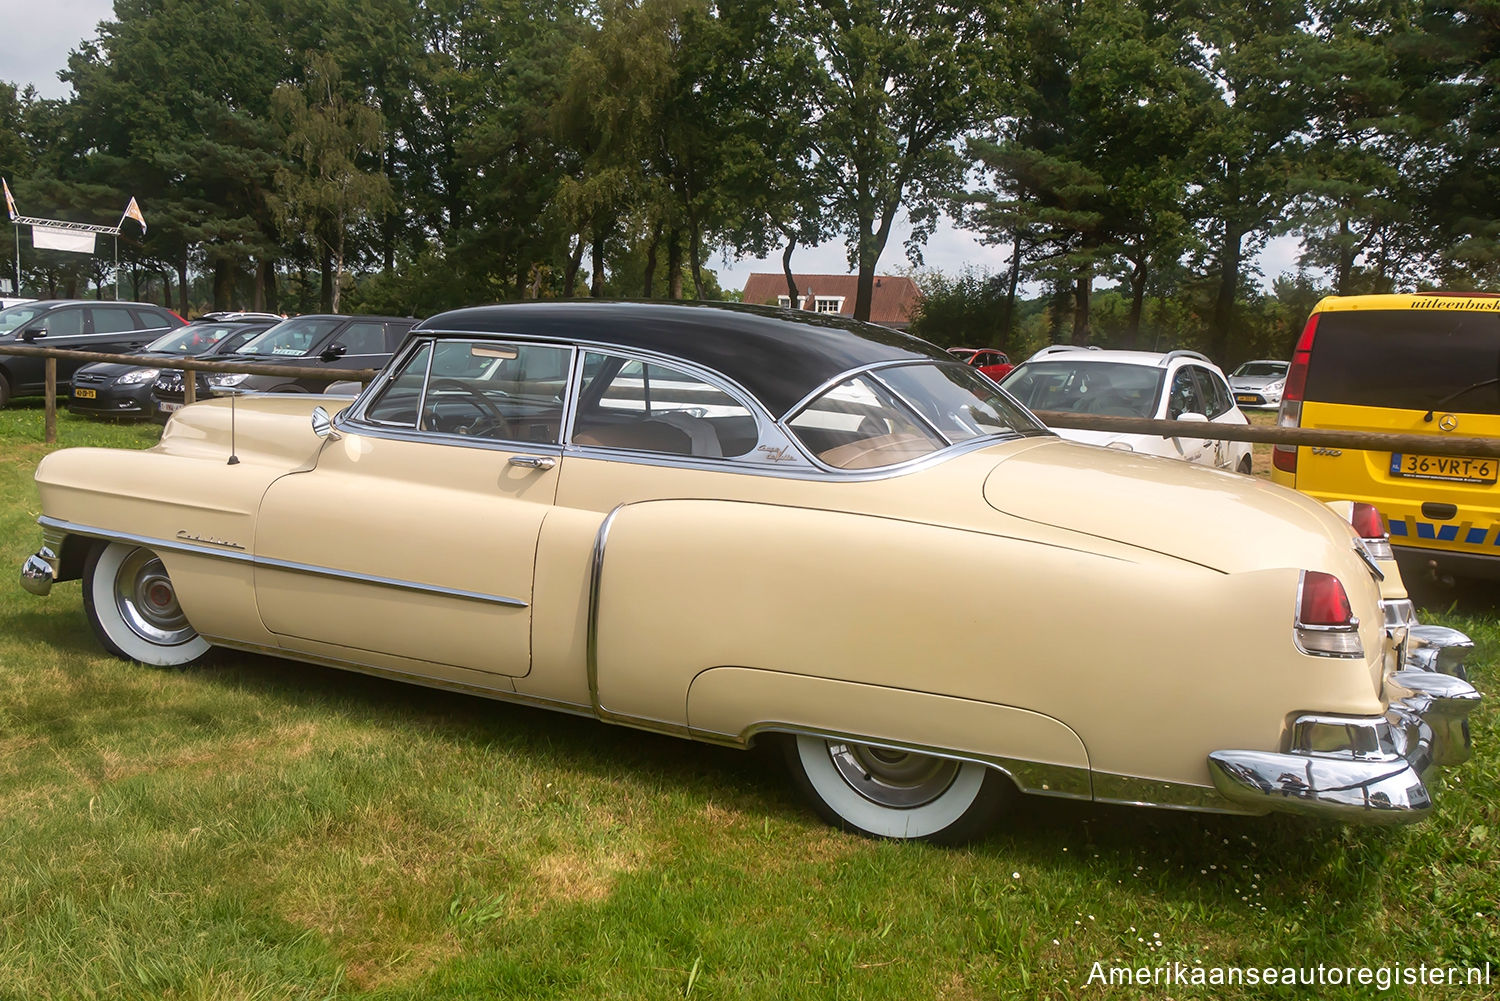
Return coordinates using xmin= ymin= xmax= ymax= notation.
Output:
xmin=260 ymin=258 xmax=279 ymax=314
xmin=1336 ymin=216 xmax=1352 ymax=294
xmin=689 ymin=225 xmax=704 ymax=300
xmin=1210 ymin=222 xmax=1244 ymax=361
xmin=643 ymin=224 xmax=661 ymax=298
xmin=590 ymin=230 xmax=606 ymax=297
xmin=782 ymin=237 xmax=798 ymax=306
xmin=212 ymin=259 xmax=234 ymax=311
xmin=177 ymin=256 xmax=189 ymax=316
xmin=161 ymin=268 xmax=172 ymax=309
xmin=1126 ymin=256 xmax=1147 ymax=349
xmin=853 ymin=202 xmax=900 ymax=321
xmin=563 ymin=234 xmax=585 ymax=297
xmin=1001 ymin=231 xmax=1022 ymax=348
xmin=668 ymin=229 xmax=683 ymax=300
xmin=1071 ymin=272 xmax=1092 ymax=345
xmin=320 ymin=246 xmax=335 ymax=312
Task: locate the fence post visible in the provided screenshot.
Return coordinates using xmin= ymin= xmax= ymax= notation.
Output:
xmin=43 ymin=356 xmax=56 ymax=444
xmin=185 ymin=374 xmax=196 ymax=406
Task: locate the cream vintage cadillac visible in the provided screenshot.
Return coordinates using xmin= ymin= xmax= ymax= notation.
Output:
xmin=19 ymin=302 xmax=1481 ymax=842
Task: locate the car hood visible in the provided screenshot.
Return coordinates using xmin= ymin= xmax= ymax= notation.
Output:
xmin=75 ymin=353 xmax=183 ymax=378
xmin=1230 ymin=375 xmax=1282 ymax=389
xmin=982 ymin=438 xmax=1359 ymax=575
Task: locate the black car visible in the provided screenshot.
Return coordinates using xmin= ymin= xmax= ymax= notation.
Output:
xmin=67 ymin=317 xmax=279 ymax=419
xmin=0 ymin=299 xmax=185 ymax=408
xmin=152 ymin=313 xmax=417 ymax=414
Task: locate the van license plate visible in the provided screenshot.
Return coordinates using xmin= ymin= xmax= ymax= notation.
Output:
xmin=72 ymin=388 xmax=96 ymax=399
xmin=1389 ymin=453 xmax=1498 ymax=484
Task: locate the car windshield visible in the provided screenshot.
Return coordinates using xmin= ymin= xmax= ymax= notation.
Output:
xmin=1234 ymin=362 xmax=1287 ymax=378
xmin=146 ymin=323 xmax=245 ymax=354
xmin=0 ymin=303 xmax=49 ymax=334
xmin=237 ymin=317 xmax=341 ymax=356
xmin=1000 ymin=360 xmax=1166 ymax=418
xmin=787 ymin=361 xmax=1042 ymax=470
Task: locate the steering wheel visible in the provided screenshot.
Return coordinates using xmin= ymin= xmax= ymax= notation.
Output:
xmin=424 ymin=378 xmax=512 ymax=438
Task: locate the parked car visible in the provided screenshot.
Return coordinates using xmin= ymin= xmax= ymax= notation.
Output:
xmin=66 ymin=317 xmax=278 ymax=419
xmin=150 ymin=313 xmax=417 ymax=415
xmin=1000 ymin=347 xmax=1255 ymax=474
xmin=1272 ymin=292 xmax=1500 ymax=583
xmin=1229 ymin=359 xmax=1290 ymax=408
xmin=20 ymin=301 xmax=1478 ymax=842
xmin=0 ymin=299 xmax=185 ymax=408
xmin=947 ymin=346 xmax=1013 ymax=380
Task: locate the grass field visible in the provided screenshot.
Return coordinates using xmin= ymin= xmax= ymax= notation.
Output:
xmin=0 ymin=404 xmax=1496 ymax=1000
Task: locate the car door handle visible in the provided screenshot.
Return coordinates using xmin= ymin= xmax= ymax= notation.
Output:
xmin=509 ymin=455 xmax=556 ymax=470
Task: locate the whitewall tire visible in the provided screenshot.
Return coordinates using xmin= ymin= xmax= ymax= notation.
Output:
xmin=784 ymin=734 xmax=1012 ymax=844
xmin=83 ymin=542 xmax=211 ymax=667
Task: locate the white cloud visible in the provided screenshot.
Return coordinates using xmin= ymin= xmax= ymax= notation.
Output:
xmin=1 ymin=0 xmax=113 ymax=99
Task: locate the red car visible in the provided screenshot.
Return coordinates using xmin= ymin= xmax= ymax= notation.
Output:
xmin=948 ymin=347 xmax=1013 ymax=381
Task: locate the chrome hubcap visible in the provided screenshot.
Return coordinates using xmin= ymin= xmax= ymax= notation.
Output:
xmin=826 ymin=742 xmax=961 ymax=808
xmin=114 ymin=548 xmax=195 ymax=646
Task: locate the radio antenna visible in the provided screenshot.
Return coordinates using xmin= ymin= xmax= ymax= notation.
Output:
xmin=227 ymin=387 xmax=240 ymax=465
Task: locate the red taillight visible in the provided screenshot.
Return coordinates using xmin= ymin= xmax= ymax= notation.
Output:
xmin=1273 ymin=312 xmax=1319 ymax=474
xmin=1350 ymin=502 xmax=1384 ymax=540
xmin=1295 ymin=570 xmax=1363 ymax=657
xmin=1299 ymin=571 xmax=1354 ymax=625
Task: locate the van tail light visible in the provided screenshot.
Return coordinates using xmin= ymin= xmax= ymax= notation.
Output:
xmin=1295 ymin=570 xmax=1363 ymax=657
xmin=1350 ymin=502 xmax=1394 ymax=560
xmin=1273 ymin=313 xmax=1319 ymax=474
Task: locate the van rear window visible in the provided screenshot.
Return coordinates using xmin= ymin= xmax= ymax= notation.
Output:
xmin=1305 ymin=310 xmax=1500 ymax=414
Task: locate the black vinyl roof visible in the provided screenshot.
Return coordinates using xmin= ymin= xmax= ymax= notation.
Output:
xmin=414 ymin=300 xmax=950 ymax=416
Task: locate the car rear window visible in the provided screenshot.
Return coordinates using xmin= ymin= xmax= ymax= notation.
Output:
xmin=1305 ymin=310 xmax=1500 ymax=414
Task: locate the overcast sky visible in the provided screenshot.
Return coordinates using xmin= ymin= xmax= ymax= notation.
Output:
xmin=2 ymin=1 xmax=1300 ymax=294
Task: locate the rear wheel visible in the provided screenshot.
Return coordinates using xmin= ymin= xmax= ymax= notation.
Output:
xmin=1237 ymin=454 xmax=1253 ymax=475
xmin=0 ymin=370 xmax=11 ymax=409
xmin=83 ymin=542 xmax=211 ymax=666
xmin=783 ymin=734 xmax=1012 ymax=843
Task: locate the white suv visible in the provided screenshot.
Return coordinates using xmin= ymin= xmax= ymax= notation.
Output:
xmin=999 ymin=347 xmax=1254 ymax=473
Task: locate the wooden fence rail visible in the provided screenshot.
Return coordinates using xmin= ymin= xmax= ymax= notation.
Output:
xmin=3 ymin=344 xmax=1499 ymax=459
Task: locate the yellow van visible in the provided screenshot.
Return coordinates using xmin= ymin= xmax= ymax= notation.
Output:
xmin=1271 ymin=292 xmax=1500 ymax=581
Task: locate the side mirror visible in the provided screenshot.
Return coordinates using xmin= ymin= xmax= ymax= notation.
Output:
xmin=1176 ymin=411 xmax=1209 ymax=423
xmin=20 ymin=327 xmax=45 ymax=343
xmin=311 ymin=406 xmax=340 ymax=440
xmin=319 ymin=343 xmax=347 ymax=362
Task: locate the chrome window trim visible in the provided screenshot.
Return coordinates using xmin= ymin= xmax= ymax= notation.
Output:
xmin=341 ymin=330 xmax=1051 ymax=480
xmin=784 ymin=359 xmax=1048 ymax=475
xmin=37 ymin=516 xmax=528 ymax=608
xmin=564 ymin=345 xmax=808 ymax=468
xmin=346 ymin=337 xmax=577 ymax=448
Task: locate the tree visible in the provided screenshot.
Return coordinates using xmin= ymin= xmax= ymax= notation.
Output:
xmin=778 ymin=0 xmax=1008 ymax=321
xmin=271 ymin=54 xmax=392 ymax=312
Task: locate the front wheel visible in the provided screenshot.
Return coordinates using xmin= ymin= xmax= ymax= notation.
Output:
xmin=83 ymin=542 xmax=211 ymax=666
xmin=783 ymin=734 xmax=1012 ymax=843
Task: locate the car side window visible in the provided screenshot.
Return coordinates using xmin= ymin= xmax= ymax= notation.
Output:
xmin=89 ymin=307 xmax=136 ymax=333
xmin=43 ymin=308 xmax=85 ymax=335
xmin=572 ymin=352 xmax=758 ymax=458
xmin=1197 ymin=367 xmax=1233 ymax=418
xmin=333 ymin=321 xmax=386 ymax=356
xmin=364 ymin=339 xmax=571 ymax=444
xmin=1167 ymin=367 xmax=1209 ymax=419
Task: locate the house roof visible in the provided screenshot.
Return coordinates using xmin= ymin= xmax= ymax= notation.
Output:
xmin=740 ymin=273 xmax=922 ymax=326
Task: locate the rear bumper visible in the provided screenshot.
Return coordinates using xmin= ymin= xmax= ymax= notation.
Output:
xmin=1393 ymin=543 xmax=1500 ymax=583
xmin=1208 ymin=626 xmax=1479 ymax=824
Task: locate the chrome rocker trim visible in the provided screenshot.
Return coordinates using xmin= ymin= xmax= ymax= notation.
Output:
xmin=1207 ymin=669 xmax=1480 ymax=824
xmin=23 ymin=516 xmax=528 ymax=609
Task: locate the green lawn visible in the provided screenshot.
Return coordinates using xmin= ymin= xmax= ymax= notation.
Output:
xmin=1 ymin=405 xmax=1496 ymax=1000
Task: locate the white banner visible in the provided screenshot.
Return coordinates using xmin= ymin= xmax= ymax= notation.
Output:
xmin=32 ymin=226 xmax=96 ymax=254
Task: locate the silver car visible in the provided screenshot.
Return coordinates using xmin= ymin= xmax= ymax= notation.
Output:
xmin=1229 ymin=359 xmax=1289 ymax=408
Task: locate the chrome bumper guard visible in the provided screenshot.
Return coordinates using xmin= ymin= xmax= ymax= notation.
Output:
xmin=20 ymin=546 xmax=56 ymax=597
xmin=1208 ymin=613 xmax=1480 ymax=824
